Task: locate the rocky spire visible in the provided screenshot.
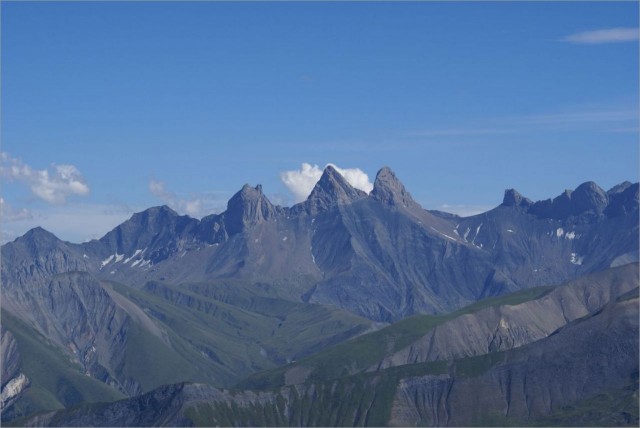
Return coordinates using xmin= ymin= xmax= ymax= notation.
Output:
xmin=370 ymin=166 xmax=415 ymax=208
xmin=224 ymin=184 xmax=277 ymax=235
xmin=502 ymin=189 xmax=532 ymax=208
xmin=304 ymin=166 xmax=367 ymax=214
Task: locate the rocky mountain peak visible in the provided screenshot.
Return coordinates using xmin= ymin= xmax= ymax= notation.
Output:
xmin=304 ymin=166 xmax=367 ymax=213
xmin=130 ymin=205 xmax=179 ymax=223
xmin=23 ymin=226 xmax=58 ymax=240
xmin=571 ymin=181 xmax=608 ymax=214
xmin=16 ymin=226 xmax=62 ymax=251
xmin=527 ymin=181 xmax=613 ymax=219
xmin=225 ymin=183 xmax=277 ymax=235
xmin=605 ymin=182 xmax=638 ymax=217
xmin=502 ymin=189 xmax=532 ymax=208
xmin=370 ymin=166 xmax=415 ymax=207
xmin=607 ymin=181 xmax=633 ymax=196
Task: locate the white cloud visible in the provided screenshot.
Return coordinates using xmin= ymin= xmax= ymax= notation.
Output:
xmin=280 ymin=163 xmax=374 ymax=203
xmin=1 ymin=152 xmax=90 ymax=204
xmin=0 ymin=197 xmax=33 ymax=222
xmin=280 ymin=163 xmax=324 ymax=202
xmin=148 ymin=179 xmax=224 ymax=218
xmin=562 ymin=27 xmax=639 ymax=44
xmin=433 ymin=204 xmax=493 ymax=217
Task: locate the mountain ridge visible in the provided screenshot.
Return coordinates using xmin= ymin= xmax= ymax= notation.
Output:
xmin=3 ymin=167 xmax=637 ymax=322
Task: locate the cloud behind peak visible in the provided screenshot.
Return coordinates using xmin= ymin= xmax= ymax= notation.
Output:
xmin=280 ymin=163 xmax=374 ymax=203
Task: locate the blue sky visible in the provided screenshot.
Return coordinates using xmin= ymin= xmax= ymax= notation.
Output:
xmin=1 ymin=1 xmax=638 ymax=243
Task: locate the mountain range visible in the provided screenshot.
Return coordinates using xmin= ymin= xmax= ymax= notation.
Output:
xmin=1 ymin=166 xmax=638 ymax=426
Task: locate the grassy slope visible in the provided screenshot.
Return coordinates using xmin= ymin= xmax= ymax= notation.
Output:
xmin=2 ymin=275 xmax=373 ymax=423
xmin=1 ymin=312 xmax=124 ymax=422
xmin=108 ymin=279 xmax=372 ymax=388
xmin=237 ymin=285 xmax=552 ymax=390
xmin=187 ymin=291 xmax=638 ymax=427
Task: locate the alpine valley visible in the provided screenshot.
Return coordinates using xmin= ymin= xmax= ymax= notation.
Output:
xmin=1 ymin=166 xmax=638 ymax=426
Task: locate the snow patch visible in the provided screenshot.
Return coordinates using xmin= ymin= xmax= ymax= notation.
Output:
xmin=471 ymin=223 xmax=483 ymax=245
xmin=83 ymin=254 xmax=89 ymax=259
xmin=1 ymin=373 xmax=29 ymax=407
xmin=114 ymin=252 xmax=124 ymax=263
xmin=506 ymin=229 xmax=515 ymax=233
xmin=570 ymin=253 xmax=584 ymax=265
xmin=565 ymin=231 xmax=576 ymax=240
xmin=131 ymin=259 xmax=142 ymax=267
xmin=282 ymin=236 xmax=288 ymax=241
xmin=430 ymin=226 xmax=457 ymax=241
xmin=100 ymin=255 xmax=115 ymax=268
xmin=463 ymin=227 xmax=471 ymax=242
xmin=556 ymin=228 xmax=564 ymax=238
xmin=124 ymin=249 xmax=144 ymax=264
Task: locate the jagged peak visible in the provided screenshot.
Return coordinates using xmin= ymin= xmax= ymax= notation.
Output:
xmin=227 ymin=184 xmax=271 ymax=210
xmin=527 ymin=181 xmax=611 ymax=219
xmin=307 ymin=165 xmax=366 ymax=204
xmin=233 ymin=183 xmax=264 ymax=199
xmin=502 ymin=189 xmax=532 ymax=207
xmin=225 ymin=183 xmax=277 ymax=234
xmin=607 ymin=181 xmax=633 ymax=195
xmin=370 ymin=166 xmax=415 ymax=207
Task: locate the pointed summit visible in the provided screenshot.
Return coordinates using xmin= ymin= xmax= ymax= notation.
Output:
xmin=131 ymin=205 xmax=179 ymax=221
xmin=304 ymin=166 xmax=367 ymax=214
xmin=370 ymin=167 xmax=415 ymax=208
xmin=20 ymin=226 xmax=61 ymax=245
xmin=10 ymin=227 xmax=65 ymax=258
xmin=225 ymin=184 xmax=278 ymax=234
